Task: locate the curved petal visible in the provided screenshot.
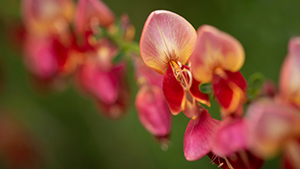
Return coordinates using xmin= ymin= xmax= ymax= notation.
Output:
xmin=212 ymin=71 xmax=247 ymax=115
xmin=246 ymin=98 xmax=300 ymax=158
xmin=189 ymin=78 xmax=211 ymax=107
xmin=212 ymin=117 xmax=249 ymax=156
xmin=134 ymin=57 xmax=164 ymax=88
xmin=135 ymin=85 xmax=171 ymax=137
xmin=22 ymin=0 xmax=74 ymax=35
xmin=140 ymin=10 xmax=197 ymax=74
xmin=184 ymin=109 xmax=218 ymax=161
xmin=190 ymin=25 xmax=245 ymax=83
xmin=75 ymin=0 xmax=115 ymax=34
xmin=279 ymin=37 xmax=300 ymax=107
xmin=162 ymin=63 xmax=185 ymax=115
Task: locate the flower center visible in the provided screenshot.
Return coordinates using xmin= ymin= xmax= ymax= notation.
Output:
xmin=170 ymin=61 xmax=192 ymax=91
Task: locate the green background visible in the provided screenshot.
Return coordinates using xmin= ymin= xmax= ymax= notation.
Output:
xmin=0 ymin=0 xmax=298 ymax=168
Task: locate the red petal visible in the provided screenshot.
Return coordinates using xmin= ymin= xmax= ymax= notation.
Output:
xmin=208 ymin=151 xmax=264 ymax=169
xmin=184 ymin=109 xmax=218 ymax=161
xmin=135 ymin=85 xmax=171 ymax=137
xmin=163 ymin=63 xmax=185 ymax=115
xmin=189 ymin=78 xmax=211 ymax=106
xmin=212 ymin=74 xmax=234 ymax=109
xmin=212 ymin=71 xmax=247 ymax=115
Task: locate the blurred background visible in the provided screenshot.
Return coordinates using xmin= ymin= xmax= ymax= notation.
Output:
xmin=0 ymin=0 xmax=299 ymax=168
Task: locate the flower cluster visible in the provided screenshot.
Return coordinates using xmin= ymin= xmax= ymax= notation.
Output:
xmin=21 ymin=0 xmax=135 ymax=119
xmin=18 ymin=0 xmax=300 ymax=168
xmin=139 ymin=10 xmax=300 ymax=169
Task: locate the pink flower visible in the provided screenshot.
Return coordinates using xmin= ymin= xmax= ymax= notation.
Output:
xmin=140 ymin=10 xmax=209 ymax=118
xmin=190 ymin=25 xmax=247 ymax=116
xmin=279 ymin=37 xmax=300 ymax=108
xmin=134 ymin=57 xmax=172 ymax=141
xmin=75 ymin=0 xmax=115 ymax=35
xmin=76 ymin=61 xmax=129 ymax=119
xmin=22 ymin=0 xmax=75 ymax=36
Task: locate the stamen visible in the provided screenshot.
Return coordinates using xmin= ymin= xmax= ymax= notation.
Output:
xmin=218 ymin=162 xmax=224 ymax=168
xmin=170 ymin=61 xmax=193 ymax=91
xmin=223 ymin=156 xmax=234 ymax=169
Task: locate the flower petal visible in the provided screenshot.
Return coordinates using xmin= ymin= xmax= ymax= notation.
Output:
xmin=279 ymin=37 xmax=300 ymax=107
xmin=140 ymin=10 xmax=197 ymax=74
xmin=208 ymin=151 xmax=264 ymax=169
xmin=283 ymin=139 xmax=300 ymax=169
xmin=134 ymin=57 xmax=164 ymax=88
xmin=23 ymin=36 xmax=58 ymax=80
xmin=76 ymin=62 xmax=126 ymax=104
xmin=246 ymin=98 xmax=300 ymax=158
xmin=190 ymin=25 xmax=245 ymax=83
xmin=212 ymin=117 xmax=249 ymax=156
xmin=75 ymin=0 xmax=115 ymax=34
xmin=212 ymin=71 xmax=246 ymax=115
xmin=162 ymin=63 xmax=185 ymax=115
xmin=22 ymin=0 xmax=74 ymax=35
xmin=135 ymin=85 xmax=171 ymax=137
xmin=189 ymin=78 xmax=211 ymax=107
xmin=184 ymin=109 xmax=218 ymax=161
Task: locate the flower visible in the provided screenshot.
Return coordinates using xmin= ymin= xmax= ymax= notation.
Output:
xmin=134 ymin=57 xmax=172 ymax=142
xmin=279 ymin=37 xmax=300 ymax=108
xmin=190 ymin=25 xmax=247 ymax=116
xmin=140 ymin=10 xmax=209 ymax=118
xmin=22 ymin=0 xmax=74 ymax=36
xmin=76 ymin=61 xmax=129 ymax=119
xmin=75 ymin=0 xmax=115 ymax=35
xmin=246 ymin=37 xmax=300 ymax=169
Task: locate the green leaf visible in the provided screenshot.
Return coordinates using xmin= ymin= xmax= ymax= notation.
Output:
xmin=199 ymin=83 xmax=212 ymax=94
xmin=113 ymin=51 xmax=126 ymax=63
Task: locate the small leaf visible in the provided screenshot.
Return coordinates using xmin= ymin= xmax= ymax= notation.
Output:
xmin=113 ymin=51 xmax=125 ymax=63
xmin=199 ymin=83 xmax=212 ymax=94
xmin=248 ymin=72 xmax=265 ymax=90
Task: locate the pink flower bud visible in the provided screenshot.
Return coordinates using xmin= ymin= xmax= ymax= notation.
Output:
xmin=135 ymin=85 xmax=171 ymax=137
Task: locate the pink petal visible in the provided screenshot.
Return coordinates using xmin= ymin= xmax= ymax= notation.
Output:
xmin=75 ymin=0 xmax=115 ymax=34
xmin=95 ymin=83 xmax=129 ymax=120
xmin=135 ymin=85 xmax=171 ymax=137
xmin=246 ymin=98 xmax=300 ymax=158
xmin=279 ymin=37 xmax=300 ymax=107
xmin=22 ymin=0 xmax=74 ymax=34
xmin=76 ymin=62 xmax=127 ymax=104
xmin=184 ymin=108 xmax=218 ymax=161
xmin=190 ymin=25 xmax=245 ymax=83
xmin=162 ymin=63 xmax=185 ymax=115
xmin=140 ymin=10 xmax=197 ymax=74
xmin=212 ymin=117 xmax=249 ymax=156
xmin=134 ymin=57 xmax=164 ymax=88
xmin=23 ymin=36 xmax=58 ymax=80
xmin=283 ymin=139 xmax=300 ymax=169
